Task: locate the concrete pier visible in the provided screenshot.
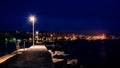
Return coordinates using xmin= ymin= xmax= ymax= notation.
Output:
xmin=0 ymin=45 xmax=54 ymax=68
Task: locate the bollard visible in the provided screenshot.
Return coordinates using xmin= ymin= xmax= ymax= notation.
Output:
xmin=23 ymin=41 xmax=25 ymax=51
xmin=16 ymin=41 xmax=20 ymax=53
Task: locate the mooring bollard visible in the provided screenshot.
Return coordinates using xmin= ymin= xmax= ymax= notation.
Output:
xmin=16 ymin=41 xmax=20 ymax=53
xmin=23 ymin=41 xmax=25 ymax=51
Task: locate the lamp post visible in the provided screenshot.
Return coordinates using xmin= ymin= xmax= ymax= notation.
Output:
xmin=29 ymin=15 xmax=36 ymax=45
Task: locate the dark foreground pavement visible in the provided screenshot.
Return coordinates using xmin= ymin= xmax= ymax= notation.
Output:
xmin=0 ymin=45 xmax=54 ymax=68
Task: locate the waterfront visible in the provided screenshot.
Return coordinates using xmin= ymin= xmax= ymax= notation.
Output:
xmin=0 ymin=0 xmax=120 ymax=67
xmin=0 ymin=39 xmax=120 ymax=68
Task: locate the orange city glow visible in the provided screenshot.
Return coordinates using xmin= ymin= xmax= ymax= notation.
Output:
xmin=86 ymin=33 xmax=107 ymax=40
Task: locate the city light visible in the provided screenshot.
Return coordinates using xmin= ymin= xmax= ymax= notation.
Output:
xmin=86 ymin=33 xmax=107 ymax=40
xmin=36 ymin=31 xmax=39 ymax=35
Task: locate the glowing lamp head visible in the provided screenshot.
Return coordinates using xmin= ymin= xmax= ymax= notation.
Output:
xmin=29 ymin=15 xmax=36 ymax=22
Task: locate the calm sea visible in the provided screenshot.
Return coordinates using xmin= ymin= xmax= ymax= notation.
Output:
xmin=0 ymin=41 xmax=32 ymax=57
xmin=65 ymin=40 xmax=120 ymax=68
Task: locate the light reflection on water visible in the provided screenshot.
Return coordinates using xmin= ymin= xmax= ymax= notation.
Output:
xmin=100 ymin=46 xmax=106 ymax=60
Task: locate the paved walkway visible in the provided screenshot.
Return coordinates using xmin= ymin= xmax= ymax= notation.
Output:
xmin=0 ymin=45 xmax=54 ymax=68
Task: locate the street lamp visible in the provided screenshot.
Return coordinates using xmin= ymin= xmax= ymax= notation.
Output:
xmin=29 ymin=15 xmax=36 ymax=45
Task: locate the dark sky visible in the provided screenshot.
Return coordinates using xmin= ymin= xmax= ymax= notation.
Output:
xmin=0 ymin=0 xmax=120 ymax=34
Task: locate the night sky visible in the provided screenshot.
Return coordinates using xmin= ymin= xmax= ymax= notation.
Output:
xmin=0 ymin=0 xmax=120 ymax=34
